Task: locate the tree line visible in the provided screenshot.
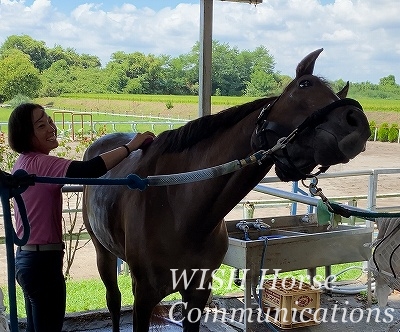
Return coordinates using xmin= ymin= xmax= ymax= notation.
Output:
xmin=0 ymin=34 xmax=399 ymax=102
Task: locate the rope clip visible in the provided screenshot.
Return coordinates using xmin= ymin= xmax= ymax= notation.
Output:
xmin=303 ymin=177 xmax=334 ymax=212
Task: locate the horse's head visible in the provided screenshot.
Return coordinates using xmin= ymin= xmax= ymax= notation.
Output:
xmin=251 ymin=48 xmax=370 ymax=182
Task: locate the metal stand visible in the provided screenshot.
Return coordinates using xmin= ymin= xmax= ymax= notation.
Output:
xmin=0 ymin=170 xmax=33 ymax=332
xmin=0 ymin=185 xmax=19 ymax=332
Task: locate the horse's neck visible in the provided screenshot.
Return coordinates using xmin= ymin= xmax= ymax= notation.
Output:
xmin=169 ymin=110 xmax=274 ymax=230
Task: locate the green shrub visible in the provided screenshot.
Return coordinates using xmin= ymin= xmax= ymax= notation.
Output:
xmin=368 ymin=121 xmax=376 ymax=141
xmin=377 ymin=123 xmax=389 ymax=142
xmin=0 ymin=132 xmax=18 ymax=172
xmin=165 ymin=100 xmax=174 ymax=110
xmin=388 ymin=123 xmax=399 ymax=143
xmin=8 ymin=94 xmax=31 ymax=108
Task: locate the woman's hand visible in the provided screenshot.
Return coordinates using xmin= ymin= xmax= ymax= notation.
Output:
xmin=99 ymin=131 xmax=157 ymax=170
xmin=127 ymin=131 xmax=156 ymax=152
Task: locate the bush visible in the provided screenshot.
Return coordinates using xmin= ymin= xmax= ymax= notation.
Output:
xmin=0 ymin=132 xmax=18 ymax=172
xmin=369 ymin=121 xmax=376 ymax=141
xmin=388 ymin=124 xmax=399 ymax=143
xmin=377 ymin=123 xmax=389 ymax=142
xmin=165 ymin=100 xmax=174 ymax=110
xmin=8 ymin=94 xmax=31 ymax=108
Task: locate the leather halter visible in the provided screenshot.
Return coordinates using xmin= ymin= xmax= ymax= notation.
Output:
xmin=253 ymin=97 xmax=364 ymax=179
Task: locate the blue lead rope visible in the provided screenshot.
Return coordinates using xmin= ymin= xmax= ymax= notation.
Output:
xmin=35 ymin=173 xmax=148 ymax=190
xmin=13 ymin=149 xmax=267 ymax=191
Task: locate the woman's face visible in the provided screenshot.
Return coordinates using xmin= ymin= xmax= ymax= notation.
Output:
xmin=31 ymin=107 xmax=59 ymax=154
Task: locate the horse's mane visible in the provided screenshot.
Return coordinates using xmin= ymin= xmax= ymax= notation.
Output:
xmin=156 ymin=97 xmax=274 ymax=153
xmin=318 ymin=77 xmax=334 ymax=90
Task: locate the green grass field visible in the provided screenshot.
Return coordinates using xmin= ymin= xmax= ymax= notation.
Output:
xmin=2 ymin=262 xmax=363 ymax=318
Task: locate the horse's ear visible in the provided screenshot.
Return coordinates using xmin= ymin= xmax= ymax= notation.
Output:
xmin=295 ymin=48 xmax=324 ymax=78
xmin=337 ymin=81 xmax=350 ymax=99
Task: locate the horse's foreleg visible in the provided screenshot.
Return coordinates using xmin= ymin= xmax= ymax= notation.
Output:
xmin=93 ymin=238 xmax=121 ymax=332
xmin=132 ymin=282 xmax=163 ymax=332
xmin=180 ymin=288 xmax=212 ymax=332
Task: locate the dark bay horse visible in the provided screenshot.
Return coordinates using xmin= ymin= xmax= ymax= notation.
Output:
xmin=82 ymin=48 xmax=370 ymax=332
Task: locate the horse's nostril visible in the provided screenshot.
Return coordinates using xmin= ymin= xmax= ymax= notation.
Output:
xmin=346 ymin=110 xmax=358 ymax=127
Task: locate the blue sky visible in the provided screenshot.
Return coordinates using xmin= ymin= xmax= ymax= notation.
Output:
xmin=1 ymin=1 xmax=400 ymax=84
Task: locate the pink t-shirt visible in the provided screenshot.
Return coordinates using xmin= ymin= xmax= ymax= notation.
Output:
xmin=12 ymin=152 xmax=72 ymax=244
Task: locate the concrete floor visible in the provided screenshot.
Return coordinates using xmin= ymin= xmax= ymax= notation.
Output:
xmin=50 ymin=291 xmax=400 ymax=331
xmin=14 ymin=291 xmax=400 ymax=332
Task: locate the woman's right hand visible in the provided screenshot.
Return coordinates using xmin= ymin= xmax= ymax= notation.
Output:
xmin=127 ymin=131 xmax=156 ymax=151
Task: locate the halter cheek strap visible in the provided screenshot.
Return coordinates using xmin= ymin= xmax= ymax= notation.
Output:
xmin=252 ymin=121 xmax=291 ymax=151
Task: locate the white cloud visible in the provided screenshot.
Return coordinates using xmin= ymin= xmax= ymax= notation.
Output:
xmin=0 ymin=0 xmax=399 ymax=83
xmin=321 ymin=29 xmax=356 ymax=42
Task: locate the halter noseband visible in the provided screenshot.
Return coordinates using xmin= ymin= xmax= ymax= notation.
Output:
xmin=253 ymin=97 xmax=364 ymax=179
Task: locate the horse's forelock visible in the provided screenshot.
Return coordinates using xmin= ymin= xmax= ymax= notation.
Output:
xmin=156 ymin=97 xmax=272 ymax=154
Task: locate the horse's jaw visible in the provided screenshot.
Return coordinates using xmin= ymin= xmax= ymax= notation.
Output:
xmin=271 ymin=156 xmax=315 ymax=182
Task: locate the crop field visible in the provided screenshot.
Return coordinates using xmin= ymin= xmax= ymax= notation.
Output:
xmin=37 ymin=94 xmax=400 ymax=124
xmin=1 ymin=95 xmax=399 ymax=135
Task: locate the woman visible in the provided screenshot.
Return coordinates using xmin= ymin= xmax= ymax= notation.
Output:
xmin=8 ymin=103 xmax=155 ymax=332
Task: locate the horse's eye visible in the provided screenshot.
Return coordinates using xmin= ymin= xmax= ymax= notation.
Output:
xmin=299 ymin=80 xmax=312 ymax=88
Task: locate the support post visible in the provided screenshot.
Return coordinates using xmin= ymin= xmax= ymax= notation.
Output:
xmin=198 ymin=0 xmax=213 ymax=117
xmin=367 ymin=170 xmax=378 ymax=211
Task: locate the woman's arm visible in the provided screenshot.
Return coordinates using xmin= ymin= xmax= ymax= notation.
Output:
xmin=65 ymin=131 xmax=155 ymax=178
xmin=66 ymin=156 xmax=107 ymax=178
xmin=99 ymin=131 xmax=155 ymax=170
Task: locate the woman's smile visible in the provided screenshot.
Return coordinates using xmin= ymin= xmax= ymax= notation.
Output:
xmin=31 ymin=107 xmax=59 ymax=154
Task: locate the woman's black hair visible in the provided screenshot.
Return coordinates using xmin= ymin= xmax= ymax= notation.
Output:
xmin=8 ymin=103 xmax=44 ymax=153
